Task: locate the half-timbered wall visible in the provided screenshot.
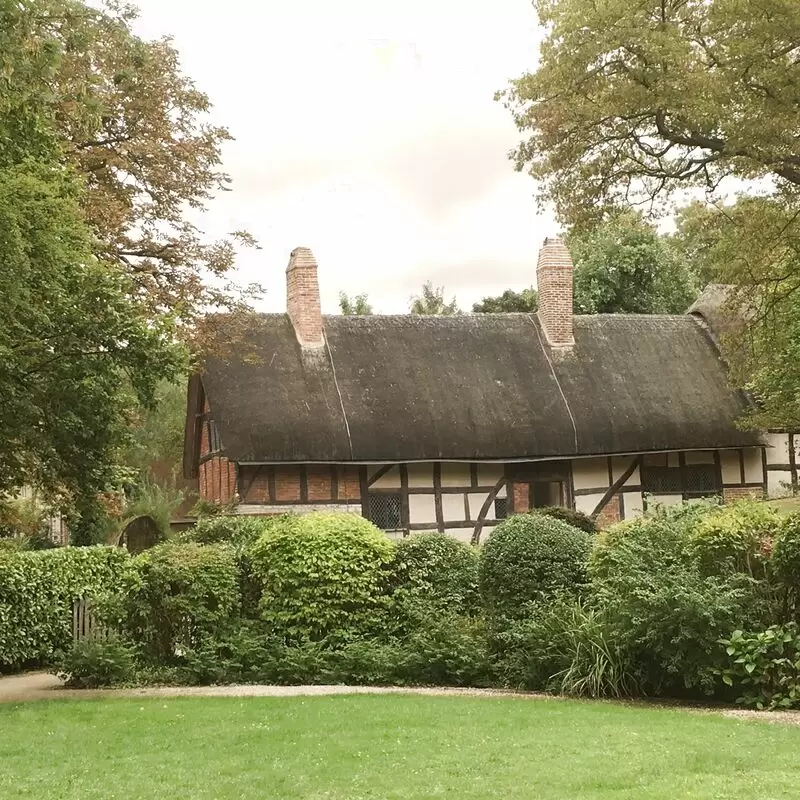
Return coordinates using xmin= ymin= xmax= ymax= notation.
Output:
xmin=764 ymin=432 xmax=800 ymax=497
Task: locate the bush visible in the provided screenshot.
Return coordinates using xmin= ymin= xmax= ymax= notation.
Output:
xmin=494 ymin=596 xmax=636 ymax=697
xmin=691 ymin=501 xmax=780 ymax=580
xmin=0 ymin=546 xmax=131 ymax=668
xmin=718 ymin=625 xmax=800 ymax=709
xmin=250 ymin=513 xmax=395 ymax=643
xmin=113 ymin=542 xmax=240 ymax=662
xmin=479 ymin=514 xmax=590 ymax=617
xmin=772 ymin=513 xmax=800 ymax=617
xmin=179 ymin=514 xmax=277 ymax=549
xmin=533 ymin=506 xmax=597 ymax=534
xmin=589 ymin=509 xmax=761 ymax=694
xmin=388 ymin=533 xmax=479 ymax=633
xmin=54 ymin=638 xmax=137 ymax=688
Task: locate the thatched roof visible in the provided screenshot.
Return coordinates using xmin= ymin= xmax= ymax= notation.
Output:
xmin=188 ymin=312 xmax=761 ymax=467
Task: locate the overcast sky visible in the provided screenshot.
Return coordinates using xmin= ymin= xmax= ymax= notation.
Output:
xmin=132 ymin=0 xmax=553 ymax=313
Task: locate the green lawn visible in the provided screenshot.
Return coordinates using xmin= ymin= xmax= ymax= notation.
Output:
xmin=2 ymin=695 xmax=799 ymax=799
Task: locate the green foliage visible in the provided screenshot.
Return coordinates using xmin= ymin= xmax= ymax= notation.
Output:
xmin=388 ymin=533 xmax=479 ymax=632
xmin=533 ymin=506 xmax=597 ymax=534
xmin=690 ymin=501 xmax=780 ymax=580
xmin=113 ymin=543 xmax=239 ymax=662
xmin=771 ymin=513 xmax=800 ymax=617
xmin=338 ymin=292 xmax=373 ymax=315
xmin=123 ymin=479 xmax=186 ymax=541
xmin=568 ymin=212 xmax=698 ymax=314
xmin=409 ymin=282 xmax=460 ymax=315
xmin=55 ymin=638 xmax=137 ymax=688
xmin=589 ymin=508 xmax=762 ymax=694
xmin=718 ymin=625 xmax=800 ymax=710
xmin=500 ymin=0 xmax=800 ymax=228
xmin=0 ymin=546 xmax=131 ymax=667
xmin=67 ymin=494 xmax=115 ymax=547
xmin=180 ymin=515 xmax=275 ymax=550
xmin=0 ymin=158 xmax=181 ymax=502
xmin=0 ymin=497 xmax=57 ymax=549
xmin=250 ymin=513 xmax=395 ymax=642
xmin=479 ymin=514 xmax=590 ymax=617
xmin=472 ymin=288 xmax=538 ymax=313
xmin=495 ymin=596 xmax=636 ymax=698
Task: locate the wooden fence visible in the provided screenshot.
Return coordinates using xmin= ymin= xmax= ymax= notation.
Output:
xmin=72 ymin=598 xmax=111 ymax=642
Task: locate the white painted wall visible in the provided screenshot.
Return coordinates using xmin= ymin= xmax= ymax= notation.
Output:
xmin=765 ymin=433 xmax=791 ymax=465
xmin=408 ymin=494 xmax=436 ymax=523
xmin=768 ymin=471 xmax=793 ymax=498
xmin=623 ymin=492 xmax=645 ymax=517
xmin=719 ymin=450 xmax=741 ymax=484
xmin=684 ymin=450 xmax=715 ymax=465
xmin=441 ymin=494 xmax=465 ymax=522
xmin=572 ymin=458 xmax=609 ymax=491
xmin=441 ymin=463 xmax=471 ymax=487
xmin=743 ymin=449 xmax=764 ymax=484
xmin=237 ymin=503 xmax=362 ymax=515
xmin=611 ymin=456 xmax=641 ymax=485
xmin=370 ymin=466 xmax=401 ymax=489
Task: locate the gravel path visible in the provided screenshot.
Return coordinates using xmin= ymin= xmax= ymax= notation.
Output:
xmin=1 ymin=672 xmax=799 ymax=725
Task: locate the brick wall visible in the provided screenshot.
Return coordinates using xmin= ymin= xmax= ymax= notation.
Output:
xmin=723 ymin=486 xmax=764 ymax=503
xmin=511 ymin=482 xmax=530 ymax=513
xmin=199 ymin=456 xmax=236 ymax=504
xmin=237 ymin=464 xmax=362 ymax=505
xmin=595 ymin=495 xmax=621 ymax=528
xmin=536 ymin=238 xmax=574 ymax=347
xmin=286 ymin=247 xmax=324 ymax=347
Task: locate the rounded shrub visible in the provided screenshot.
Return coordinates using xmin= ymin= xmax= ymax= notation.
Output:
xmin=532 ymin=506 xmax=597 ymax=534
xmin=479 ymin=514 xmax=590 ymax=616
xmin=179 ymin=514 xmax=276 ymax=550
xmin=249 ymin=512 xmax=395 ymax=643
xmin=690 ymin=500 xmax=780 ymax=579
xmin=116 ymin=542 xmax=240 ymax=661
xmin=388 ymin=533 xmax=479 ymax=631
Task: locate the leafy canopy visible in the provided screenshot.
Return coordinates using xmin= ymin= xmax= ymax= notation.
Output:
xmin=472 ymin=288 xmax=538 ymax=313
xmin=338 ymin=292 xmax=374 ymax=315
xmin=410 ymin=282 xmax=460 ymax=315
xmin=500 ymin=0 xmax=800 ymax=228
xmin=569 ymin=212 xmax=698 ymax=314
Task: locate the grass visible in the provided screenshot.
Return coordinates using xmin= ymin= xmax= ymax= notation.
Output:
xmin=768 ymin=496 xmax=800 ymax=516
xmin=2 ymin=695 xmax=799 ymax=799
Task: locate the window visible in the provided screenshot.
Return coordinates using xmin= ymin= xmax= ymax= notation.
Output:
xmin=368 ymin=493 xmax=402 ymax=531
xmin=206 ymin=420 xmax=221 ymax=453
xmin=641 ymin=462 xmax=719 ymax=498
xmin=494 ymin=497 xmax=508 ymax=520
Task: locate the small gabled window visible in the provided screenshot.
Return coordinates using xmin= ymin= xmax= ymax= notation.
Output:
xmin=207 ymin=420 xmax=221 ymax=453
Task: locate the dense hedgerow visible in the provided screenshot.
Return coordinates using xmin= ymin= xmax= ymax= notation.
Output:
xmin=110 ymin=542 xmax=240 ymax=662
xmin=532 ymin=506 xmax=597 ymax=534
xmin=0 ymin=546 xmax=131 ymax=668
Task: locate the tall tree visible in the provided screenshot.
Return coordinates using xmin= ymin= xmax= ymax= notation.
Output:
xmin=499 ymin=0 xmax=800 ymax=228
xmin=410 ymin=282 xmax=460 ymax=315
xmin=0 ymin=0 xmax=180 ymax=531
xmin=569 ymin=213 xmax=698 ymax=314
xmin=9 ymin=0 xmax=258 ymax=328
xmin=473 ymin=288 xmax=538 ymax=313
xmin=338 ymin=292 xmax=374 ymax=315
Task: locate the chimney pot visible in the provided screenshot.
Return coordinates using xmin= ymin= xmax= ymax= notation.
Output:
xmin=536 ymin=237 xmax=574 ymax=348
xmin=286 ymin=247 xmax=324 ymax=348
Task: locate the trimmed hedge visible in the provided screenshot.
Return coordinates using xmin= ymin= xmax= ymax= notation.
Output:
xmin=250 ymin=512 xmax=395 ymax=642
xmin=112 ymin=542 xmax=240 ymax=662
xmin=479 ymin=514 xmax=590 ymax=616
xmin=0 ymin=546 xmax=131 ymax=668
xmin=388 ymin=533 xmax=479 ymax=631
xmin=533 ymin=506 xmax=597 ymax=534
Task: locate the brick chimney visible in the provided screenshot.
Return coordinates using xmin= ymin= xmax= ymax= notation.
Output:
xmin=536 ymin=237 xmax=574 ymax=348
xmin=286 ymin=247 xmax=324 ymax=348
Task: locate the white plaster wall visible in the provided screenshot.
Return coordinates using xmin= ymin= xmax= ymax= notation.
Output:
xmin=719 ymin=451 xmax=741 ymax=484
xmin=477 ymin=463 xmax=504 ymax=486
xmin=684 ymin=451 xmax=715 ymax=465
xmin=575 ymin=493 xmax=604 ymax=517
xmin=370 ymin=466 xmax=401 ymax=489
xmin=468 ymin=492 xmax=495 ymax=520
xmin=441 ymin=494 xmax=466 ymax=521
xmin=612 ymin=456 xmax=641 ymax=485
xmin=408 ymin=494 xmax=436 ymax=523
xmin=440 ymin=463 xmax=471 ymax=487
xmin=407 ymin=463 xmax=433 ymax=488
xmin=447 ymin=528 xmax=473 ymax=543
xmin=765 ymin=433 xmax=791 ymax=465
xmin=767 ymin=471 xmax=793 ymax=498
xmin=572 ymin=459 xmax=609 ymax=491
xmin=623 ymin=492 xmax=644 ymax=518
xmin=744 ymin=448 xmax=764 ymax=484
xmin=649 ymin=493 xmax=684 ymax=507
